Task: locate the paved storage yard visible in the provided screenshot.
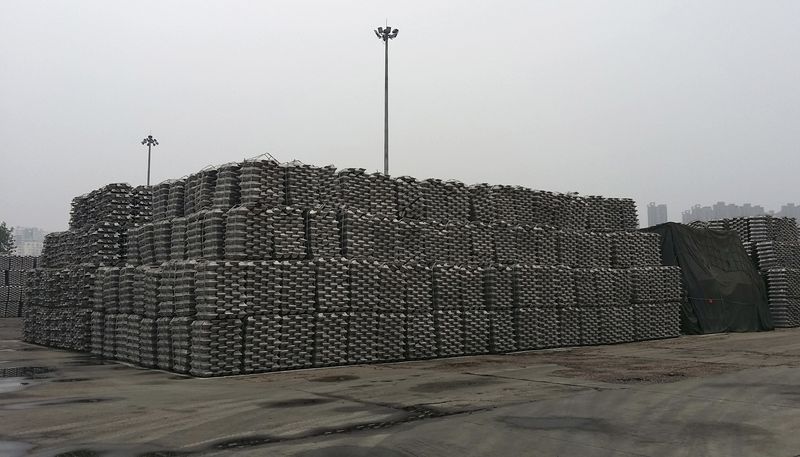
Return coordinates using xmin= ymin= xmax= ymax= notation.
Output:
xmin=3 ymin=319 xmax=800 ymax=456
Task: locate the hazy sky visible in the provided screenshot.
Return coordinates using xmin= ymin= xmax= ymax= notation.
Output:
xmin=1 ymin=0 xmax=798 ymax=232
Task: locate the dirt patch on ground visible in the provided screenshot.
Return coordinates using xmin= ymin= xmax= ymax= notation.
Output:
xmin=525 ymin=351 xmax=745 ymax=384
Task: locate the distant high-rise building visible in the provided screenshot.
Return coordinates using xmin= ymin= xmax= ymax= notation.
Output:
xmin=12 ymin=226 xmax=46 ymax=256
xmin=777 ymin=203 xmax=800 ymax=221
xmin=647 ymin=202 xmax=668 ymax=227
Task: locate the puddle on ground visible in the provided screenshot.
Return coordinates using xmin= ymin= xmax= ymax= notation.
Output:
xmin=213 ymin=435 xmax=278 ymax=449
xmin=64 ymin=358 xmax=111 ymax=366
xmin=53 ymin=450 xmax=102 ymax=457
xmin=293 ymin=445 xmax=407 ymax=457
xmin=0 ymin=366 xmax=54 ymax=378
xmin=208 ymin=404 xmax=476 ymax=450
xmin=410 ymin=377 xmax=500 ymax=393
xmin=3 ymin=397 xmax=115 ymax=410
xmin=263 ymin=398 xmax=334 ymax=408
xmin=47 ymin=445 xmax=192 ymax=457
xmin=0 ymin=440 xmax=34 ymax=457
xmin=0 ymin=366 xmax=54 ymax=393
xmin=309 ymin=375 xmax=359 ymax=383
xmin=0 ymin=378 xmax=31 ymax=394
xmin=137 ymin=452 xmax=195 ymax=456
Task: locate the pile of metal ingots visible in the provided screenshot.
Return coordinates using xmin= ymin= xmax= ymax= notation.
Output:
xmin=25 ymin=157 xmax=685 ymax=376
xmin=0 ymin=255 xmax=37 ymax=318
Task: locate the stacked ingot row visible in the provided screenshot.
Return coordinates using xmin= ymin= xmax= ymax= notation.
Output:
xmin=127 ymin=207 xmax=655 ymax=268
xmin=86 ymin=259 xmax=681 ymax=377
xmin=700 ymin=216 xmax=800 ymax=327
xmin=147 ymin=159 xmax=639 ymax=231
xmin=41 ymin=184 xmax=152 ymax=268
xmin=0 ymin=255 xmax=38 ymax=318
xmin=24 ymin=184 xmax=152 ymax=347
xmin=23 ymin=265 xmax=95 ymax=349
xmin=25 ymin=157 xmax=682 ymax=376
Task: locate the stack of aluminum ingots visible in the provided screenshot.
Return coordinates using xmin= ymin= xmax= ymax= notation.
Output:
xmin=764 ymin=269 xmax=800 ymax=328
xmin=421 ymin=179 xmax=470 ymax=222
xmin=212 ymin=163 xmax=241 ymax=212
xmin=69 ymin=183 xmax=151 ymax=230
xmin=396 ymin=176 xmax=425 ymax=219
xmin=283 ymin=162 xmax=338 ymax=209
xmin=755 ymin=243 xmax=800 ymax=271
xmin=27 ymin=182 xmax=151 ymax=349
xmin=610 ymin=232 xmax=662 ymax=268
xmin=431 ymin=264 xmax=486 ymax=356
xmin=41 ymin=184 xmax=151 ymax=268
xmin=23 ymin=266 xmax=95 ymax=350
xmin=239 ymin=158 xmax=284 ymax=208
xmin=337 ymin=168 xmax=374 ymax=214
xmin=25 ymin=156 xmax=687 ymax=376
xmin=1 ymin=255 xmax=37 ymax=317
xmin=703 ymin=216 xmax=800 ymax=327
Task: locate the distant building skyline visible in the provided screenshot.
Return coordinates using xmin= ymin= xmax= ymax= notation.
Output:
xmin=681 ymin=202 xmax=800 ymax=224
xmin=647 ymin=202 xmax=668 ymax=227
xmin=12 ymin=226 xmax=47 ymax=256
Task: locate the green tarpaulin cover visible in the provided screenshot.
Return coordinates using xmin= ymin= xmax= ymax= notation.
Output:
xmin=643 ymin=223 xmax=773 ymax=334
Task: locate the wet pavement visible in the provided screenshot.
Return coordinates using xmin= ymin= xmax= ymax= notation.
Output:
xmin=3 ymin=318 xmax=800 ymax=456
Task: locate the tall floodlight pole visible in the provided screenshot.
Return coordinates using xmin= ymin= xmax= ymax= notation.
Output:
xmin=141 ymin=134 xmax=159 ymax=186
xmin=374 ymin=25 xmax=399 ymax=176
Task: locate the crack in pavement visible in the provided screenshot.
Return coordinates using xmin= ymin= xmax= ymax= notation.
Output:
xmin=464 ymin=371 xmax=617 ymax=392
xmin=202 ymin=389 xmax=491 ymax=452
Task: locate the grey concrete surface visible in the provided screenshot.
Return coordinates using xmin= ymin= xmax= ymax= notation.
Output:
xmin=2 ymin=318 xmax=800 ymax=456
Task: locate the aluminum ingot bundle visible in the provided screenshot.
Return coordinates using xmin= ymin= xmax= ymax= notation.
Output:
xmin=190 ymin=317 xmax=244 ymax=377
xmin=283 ymin=162 xmax=338 ymax=208
xmin=239 ymin=158 xmax=284 ymax=208
xmin=755 ymin=242 xmax=800 ymax=270
xmin=1 ymin=255 xmax=38 ymax=318
xmin=517 ymin=307 xmax=560 ymax=350
xmin=165 ymin=179 xmax=186 ymax=219
xmin=243 ymin=315 xmax=280 ymax=373
xmin=279 ymin=314 xmax=315 ymax=369
xmin=314 ymin=312 xmax=349 ymax=366
xmin=396 ymin=175 xmax=425 ymax=219
xmin=269 ymin=206 xmax=308 ymax=260
xmin=376 ymin=312 xmax=407 ymax=361
xmin=307 ymin=209 xmax=340 ymax=258
xmin=211 ymin=163 xmax=241 ymax=212
xmin=765 ymin=269 xmax=800 ymax=328
xmin=610 ymin=232 xmax=661 ymax=268
xmin=337 ymin=168 xmax=372 ymax=214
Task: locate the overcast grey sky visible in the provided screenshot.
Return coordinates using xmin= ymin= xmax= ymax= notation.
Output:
xmin=1 ymin=0 xmax=798 ymax=232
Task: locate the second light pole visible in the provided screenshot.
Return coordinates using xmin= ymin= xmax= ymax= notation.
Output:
xmin=141 ymin=134 xmax=159 ymax=186
xmin=374 ymin=25 xmax=399 ymax=176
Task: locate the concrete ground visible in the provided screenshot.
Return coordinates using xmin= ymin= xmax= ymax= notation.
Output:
xmin=3 ymin=319 xmax=800 ymax=457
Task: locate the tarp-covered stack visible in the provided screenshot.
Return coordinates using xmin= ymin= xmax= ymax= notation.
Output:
xmin=732 ymin=216 xmax=800 ymax=327
xmin=25 ymin=157 xmax=683 ymax=376
xmin=664 ymin=217 xmax=793 ymax=329
xmin=1 ymin=255 xmax=38 ymax=318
